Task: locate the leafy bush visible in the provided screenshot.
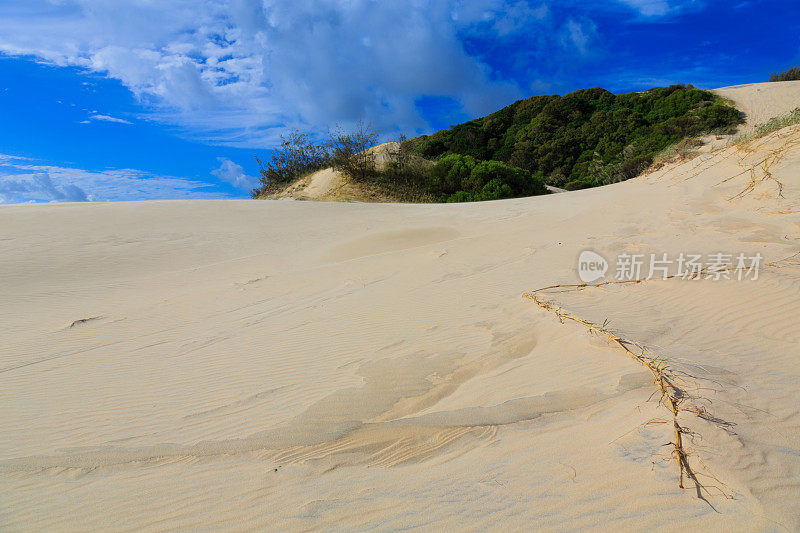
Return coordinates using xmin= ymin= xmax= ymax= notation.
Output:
xmin=769 ymin=67 xmax=800 ymax=82
xmin=412 ymin=84 xmax=743 ymax=189
xmin=426 ymin=154 xmax=546 ymax=202
xmin=563 ymin=180 xmax=594 ymax=191
xmin=427 ymin=154 xmax=477 ymax=196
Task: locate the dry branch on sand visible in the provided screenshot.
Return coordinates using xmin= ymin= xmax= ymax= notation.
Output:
xmin=659 ymin=115 xmax=800 ymax=199
xmin=715 ymin=114 xmax=800 ymax=200
xmin=523 ymin=278 xmax=736 ymax=499
xmin=767 ymin=251 xmax=800 ymax=270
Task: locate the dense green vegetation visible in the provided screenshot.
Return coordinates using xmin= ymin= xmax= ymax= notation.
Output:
xmin=770 ymin=66 xmax=800 ymax=82
xmin=254 ymin=84 xmax=743 ymax=202
xmin=427 ymin=154 xmax=546 ymax=202
xmin=251 ymin=123 xmax=546 ymax=202
xmin=411 ymin=85 xmax=742 ymax=190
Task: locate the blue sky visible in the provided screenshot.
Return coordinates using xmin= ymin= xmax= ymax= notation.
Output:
xmin=0 ymin=0 xmax=798 ymax=203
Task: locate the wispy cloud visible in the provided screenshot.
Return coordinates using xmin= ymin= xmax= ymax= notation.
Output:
xmin=0 ymin=172 xmax=89 ymax=203
xmin=454 ymin=1 xmax=550 ymax=36
xmin=87 ymin=114 xmax=133 ymax=124
xmin=613 ymin=0 xmax=702 ymax=18
xmin=560 ymin=19 xmax=598 ymax=57
xmin=616 ymin=0 xmax=672 ymax=16
xmin=211 ymin=157 xmax=258 ymax=191
xmin=0 ymin=154 xmax=228 ymax=204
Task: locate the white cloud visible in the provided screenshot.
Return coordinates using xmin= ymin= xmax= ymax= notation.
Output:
xmin=0 ymin=1 xmax=692 ymax=148
xmin=89 ymin=114 xmax=133 ymax=124
xmin=0 ymin=0 xmax=527 ymax=147
xmin=453 ymin=1 xmax=549 ymax=36
xmin=212 ymin=157 xmax=258 ymax=191
xmin=0 ymin=172 xmax=89 ymax=203
xmin=560 ymin=19 xmax=598 ymax=57
xmin=613 ymin=0 xmax=699 ymax=17
xmin=616 ymin=0 xmax=671 ymax=16
xmin=0 ymin=154 xmax=228 ymax=204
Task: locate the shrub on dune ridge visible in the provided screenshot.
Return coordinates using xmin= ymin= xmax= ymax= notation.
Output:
xmin=253 ymin=130 xmax=331 ymax=196
xmin=252 ymin=119 xmax=380 ymax=197
xmin=769 ymin=67 xmax=800 ymax=82
xmin=329 ymin=119 xmax=380 ymax=183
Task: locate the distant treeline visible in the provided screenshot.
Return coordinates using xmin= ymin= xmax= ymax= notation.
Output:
xmin=770 ymin=66 xmax=800 ymax=82
xmin=253 ymin=84 xmax=743 ymax=202
xmin=409 ymin=85 xmax=743 ymax=190
xmin=251 ymin=121 xmax=548 ymax=202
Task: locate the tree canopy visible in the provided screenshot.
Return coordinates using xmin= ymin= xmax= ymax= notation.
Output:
xmin=426 ymin=154 xmax=546 ymax=202
xmin=411 ymin=85 xmax=742 ymax=190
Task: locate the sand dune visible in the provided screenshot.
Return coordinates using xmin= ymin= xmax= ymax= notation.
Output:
xmin=1 ymin=82 xmax=800 ymax=530
xmin=716 ymin=80 xmax=800 ymax=131
xmin=268 ymin=141 xmax=431 ymax=202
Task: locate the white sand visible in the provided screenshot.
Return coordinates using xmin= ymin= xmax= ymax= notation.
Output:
xmin=1 ymin=82 xmax=799 ymax=530
xmin=715 ymin=80 xmax=800 ymax=131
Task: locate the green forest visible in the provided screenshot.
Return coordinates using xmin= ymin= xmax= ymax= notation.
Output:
xmin=410 ymin=84 xmax=742 ymax=191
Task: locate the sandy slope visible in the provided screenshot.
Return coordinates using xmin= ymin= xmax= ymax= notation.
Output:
xmin=716 ymin=80 xmax=800 ymax=131
xmin=1 ymin=82 xmax=799 ymax=531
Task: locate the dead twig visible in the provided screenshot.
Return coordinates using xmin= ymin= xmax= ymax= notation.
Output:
xmin=523 ymin=283 xmax=734 ymax=500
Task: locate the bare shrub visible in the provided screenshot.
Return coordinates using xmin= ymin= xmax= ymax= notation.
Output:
xmin=253 ymin=130 xmax=331 ymax=197
xmin=329 ymin=118 xmax=380 ymax=182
